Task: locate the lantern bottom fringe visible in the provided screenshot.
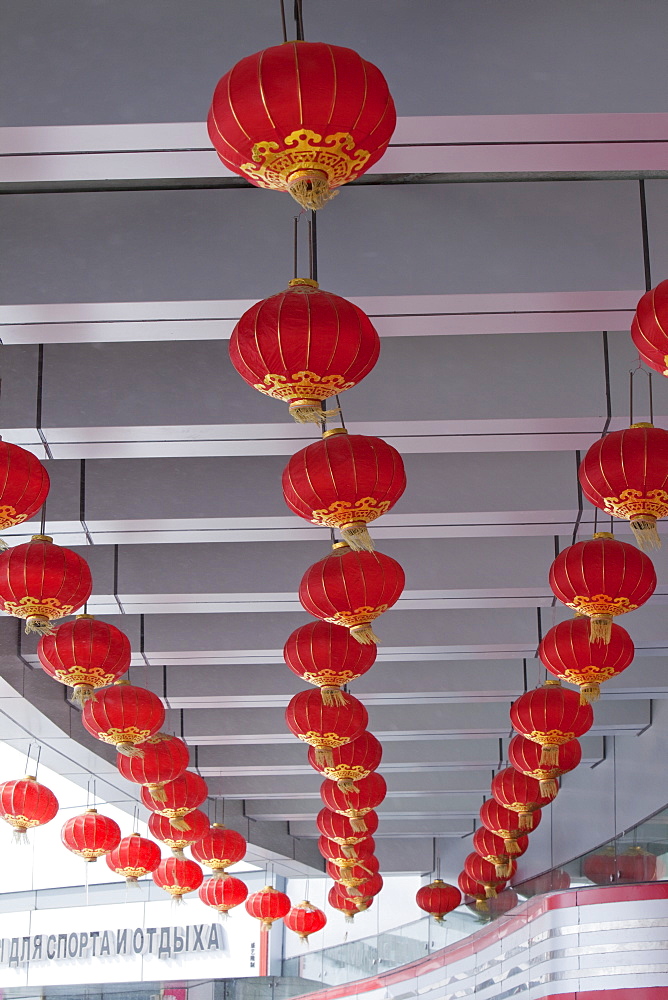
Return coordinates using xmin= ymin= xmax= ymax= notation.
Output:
xmin=484 ymin=886 xmax=497 ymax=899
xmin=24 ymin=614 xmax=55 ymax=636
xmin=72 ymin=684 xmax=96 ymax=707
xmin=539 ymin=744 xmax=560 ymax=767
xmin=504 ymin=838 xmax=520 ymax=854
xmin=337 ymin=779 xmax=359 ymax=793
xmin=432 ymin=914 xmax=444 ymax=924
xmin=260 ymin=919 xmax=275 ymax=930
xmin=320 ymin=686 xmax=347 ymax=707
xmin=518 ymin=812 xmax=533 ymax=831
xmin=146 ymin=782 xmax=167 ymax=802
xmin=350 ymin=623 xmax=380 ymax=645
xmin=539 ymin=778 xmax=559 ymax=799
xmin=169 ymin=817 xmax=191 ymax=832
xmin=315 ymin=748 xmax=335 ymax=768
xmin=349 ymin=815 xmax=368 ymax=833
xmin=475 ymin=898 xmax=489 ymax=912
xmin=630 ymin=515 xmax=661 ymax=551
xmin=341 ymin=844 xmax=355 ymax=859
xmin=494 ymin=862 xmax=511 ymax=878
xmin=347 ymin=885 xmax=362 ymax=897
xmin=288 ymin=173 xmax=338 ymax=211
xmin=171 ymin=895 xmax=184 ymax=906
xmin=125 ymin=876 xmax=141 ymax=889
xmin=580 ymin=682 xmax=601 ymax=705
xmin=341 ymin=522 xmax=374 ymax=552
xmin=116 ymin=743 xmax=145 ymax=759
xmin=590 ymin=614 xmax=613 ymax=645
xmin=172 ymin=848 xmax=186 ymax=859
xmin=344 ymin=913 xmax=354 ymax=923
xmin=12 ymin=828 xmax=28 ymax=845
xmin=0 ymin=538 xmax=7 ymax=551
xmin=213 ymin=868 xmax=229 ymax=879
xmin=289 ymin=401 xmax=340 ymax=424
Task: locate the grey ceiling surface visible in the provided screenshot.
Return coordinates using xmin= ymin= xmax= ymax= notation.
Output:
xmin=2 ymin=0 xmax=668 ymax=878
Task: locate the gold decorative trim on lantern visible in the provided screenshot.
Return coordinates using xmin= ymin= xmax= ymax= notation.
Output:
xmin=326 ymin=605 xmax=388 ymax=628
xmin=526 ymin=728 xmax=576 ymax=747
xmin=242 ymin=128 xmax=371 ymax=190
xmin=302 ymin=669 xmax=359 ymax=687
xmin=95 ymin=727 xmax=152 ymax=747
xmin=2 ymin=597 xmax=74 ymax=621
xmin=3 ymin=814 xmax=40 ymax=830
xmin=254 ymin=370 xmax=355 ymax=402
xmin=567 ymin=594 xmax=637 ymax=617
xmin=601 ymin=487 xmax=668 ymax=521
xmin=296 ymin=730 xmax=351 ymax=749
xmin=0 ymin=505 xmax=26 ymax=530
xmin=53 ymin=666 xmax=118 ymax=688
xmin=310 ymin=497 xmax=392 ymax=529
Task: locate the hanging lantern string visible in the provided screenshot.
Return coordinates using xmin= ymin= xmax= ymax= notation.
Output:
xmin=293 ymin=0 xmax=305 ymax=40
xmin=629 ymin=367 xmax=654 ymax=425
xmin=279 ymin=0 xmax=288 ymax=43
xmin=34 ymin=744 xmax=41 ymax=778
xmin=293 ymin=216 xmax=299 ymax=279
xmin=639 ymin=179 xmax=652 ymax=294
xmin=133 ymin=804 xmax=140 ymax=834
xmin=24 ymin=741 xmax=33 ymax=775
xmin=308 ymin=211 xmax=347 ymax=434
xmin=40 ymin=499 xmax=47 ymax=537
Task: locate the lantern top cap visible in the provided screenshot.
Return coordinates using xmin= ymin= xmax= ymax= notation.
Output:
xmin=85 ymin=808 xmax=98 ymax=814
xmin=114 ymin=679 xmax=131 ymax=685
xmin=31 ymin=534 xmax=53 ymax=543
xmin=543 ymin=679 xmax=561 ymax=687
xmin=323 ymin=427 xmax=348 ymax=439
xmin=261 ymin=884 xmax=276 ymax=892
xmin=288 ymin=278 xmax=319 ymax=290
xmin=332 ymin=541 xmax=350 ymax=551
xmin=75 ymin=613 xmax=95 ymax=620
xmin=593 ymin=532 xmax=614 ymax=540
xmin=630 ymin=421 xmax=654 ymax=428
xmin=431 ymin=878 xmax=446 ymax=886
xmin=211 ymin=822 xmax=225 ymax=829
xmin=24 ymin=775 xmax=36 ymax=781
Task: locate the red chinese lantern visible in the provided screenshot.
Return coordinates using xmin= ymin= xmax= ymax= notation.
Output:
xmin=579 ymin=423 xmax=668 ymax=550
xmin=309 ymin=731 xmax=383 ymax=791
xmin=617 ymin=846 xmax=661 ymax=882
xmin=82 ymin=681 xmax=165 ymax=757
xmin=0 ymin=442 xmax=49 ymax=542
xmin=520 ymin=869 xmax=571 ymax=895
xmin=282 ymin=430 xmax=406 ymax=551
xmin=473 ymin=827 xmax=528 ymax=878
xmin=116 ymin=733 xmax=190 ymax=800
xmin=0 ymin=535 xmax=92 ymax=634
xmin=582 ymin=848 xmax=618 ymax=885
xmin=328 ymin=884 xmax=373 ymax=920
xmin=320 ymin=773 xmax=386 ymax=833
xmin=549 ymin=533 xmax=656 ymax=643
xmin=105 ymin=833 xmax=161 ymax=883
xmin=208 ymin=41 xmax=396 ymax=210
xmin=61 ymin=809 xmax=120 ymax=861
xmin=140 ymin=770 xmax=208 ymax=828
xmin=37 ymin=615 xmax=131 ymax=704
xmin=285 ymin=688 xmax=368 ymax=763
xmin=284 ymin=620 xmax=376 ymax=705
xmin=632 ymin=280 xmax=668 ymax=375
xmin=509 ymin=734 xmax=581 ymax=798
xmin=538 ymin=616 xmax=634 ymax=704
xmin=152 ymin=856 xmax=203 ymax=901
xmin=457 ymin=871 xmax=488 ymax=911
xmin=229 ymin=279 xmax=380 ymax=425
xmin=0 ymin=775 xmax=58 ymax=840
xmin=148 ymin=809 xmax=210 ymax=856
xmin=199 ymin=874 xmax=248 ymax=913
xmin=480 ymin=799 xmax=540 ymax=854
xmin=245 ymin=885 xmax=291 ymax=929
xmin=415 ymin=879 xmax=461 ymax=922
xmin=327 ymin=857 xmax=380 ymax=887
xmin=300 ymin=544 xmax=404 ymax=644
xmin=191 ymin=824 xmax=247 ymax=873
xmin=510 ymin=680 xmax=593 ymax=766
xmin=284 ymin=901 xmax=327 ymax=941
xmin=317 ymin=808 xmax=379 ymax=845
xmin=318 ymin=835 xmax=375 ymax=867
xmin=350 ymin=872 xmax=383 ymax=898
xmin=465 ymin=853 xmax=513 ymax=898
xmin=491 ymin=769 xmax=552 ymax=831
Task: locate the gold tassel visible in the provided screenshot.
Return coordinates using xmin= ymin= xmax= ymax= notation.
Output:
xmin=24 ymin=615 xmax=55 ymax=635
xmin=475 ymin=898 xmax=489 ymax=912
xmin=12 ymin=828 xmax=28 ymax=845
xmin=287 ymin=173 xmax=338 ymax=211
xmin=289 ymin=401 xmax=340 ymax=424
xmin=147 ymin=783 xmax=167 ymax=802
xmin=315 ymin=748 xmax=334 ymax=768
xmin=261 ymin=918 xmax=275 ymax=930
xmin=590 ymin=614 xmax=612 ymax=644
xmin=504 ymin=837 xmax=520 ymax=854
xmin=72 ymin=684 xmax=96 ymax=706
xmin=117 ymin=743 xmax=145 ymax=759
xmin=341 ymin=522 xmax=375 ymax=552
xmin=347 ymin=885 xmax=362 ymax=897
xmin=170 ymin=817 xmax=190 ymax=832
xmin=539 ymin=778 xmax=559 ymax=799
xmin=171 ymin=848 xmax=185 ymax=859
xmin=484 ymin=885 xmax=497 ymax=899
xmin=337 ymin=779 xmax=359 ymax=793
xmin=494 ymin=861 xmax=510 ymax=879
xmin=350 ymin=623 xmax=380 ymax=645
xmin=320 ymin=686 xmax=347 ymax=707
xmin=540 ymin=744 xmax=560 ymax=767
xmin=432 ymin=914 xmax=444 ymax=924
xmin=344 ymin=913 xmax=355 ymax=924
xmin=580 ymin=682 xmax=600 ymax=705
xmin=518 ymin=811 xmax=533 ymax=831
xmin=0 ymin=539 xmax=7 ymax=551
xmin=348 ymin=813 xmax=367 ymax=834
xmin=125 ymin=876 xmax=141 ymax=889
xmin=341 ymin=845 xmax=355 ymax=859
xmin=630 ymin=515 xmax=661 ymax=551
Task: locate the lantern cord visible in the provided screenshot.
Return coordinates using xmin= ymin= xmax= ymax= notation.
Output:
xmin=293 ymin=217 xmax=299 ymax=279
xmin=308 ymin=211 xmax=318 ymax=282
xmin=293 ymin=0 xmax=305 ymax=40
xmin=34 ymin=744 xmax=41 ymax=778
xmin=79 ymin=459 xmax=94 ymax=546
xmin=133 ymin=804 xmax=140 ymax=833
xmin=279 ymin=0 xmax=288 ymax=43
xmin=593 ymin=505 xmax=598 ymax=535
xmin=639 ymin=179 xmax=652 ymax=293
xmin=35 ymin=344 xmax=53 ymax=461
xmin=40 ymin=501 xmax=47 ymax=537
xmin=24 ymin=742 xmax=33 ymax=775
xmin=629 ymin=366 xmax=654 ymax=425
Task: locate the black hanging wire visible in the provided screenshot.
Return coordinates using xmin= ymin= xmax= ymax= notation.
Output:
xmin=79 ymin=459 xmax=94 ymax=546
xmin=279 ymin=0 xmax=288 ymax=42
xmin=293 ymin=217 xmax=300 ymax=278
xmin=293 ymin=0 xmax=305 ymax=40
xmin=629 ymin=367 xmax=654 ymax=425
xmin=639 ymin=179 xmax=652 ymax=294
xmin=36 ymin=344 xmax=53 ymax=461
